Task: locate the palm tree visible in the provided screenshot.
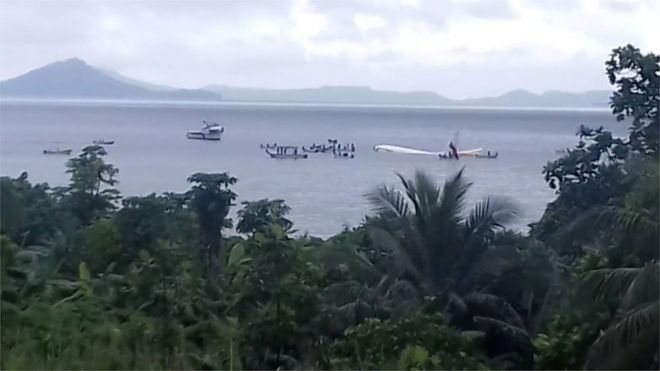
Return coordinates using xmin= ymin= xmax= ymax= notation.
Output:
xmin=579 ymin=262 xmax=659 ymax=369
xmin=365 ymin=169 xmax=541 ymax=368
xmin=565 ymin=159 xmax=659 ymax=369
xmin=365 ymin=168 xmax=520 ymax=297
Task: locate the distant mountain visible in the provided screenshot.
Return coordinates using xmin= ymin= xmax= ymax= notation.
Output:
xmin=460 ymin=89 xmax=611 ymax=108
xmin=206 ymin=85 xmax=610 ymax=108
xmin=0 ymin=58 xmax=221 ymax=101
xmin=1 ymin=58 xmax=610 ymax=107
xmin=99 ymin=68 xmax=177 ymax=92
xmin=204 ymin=84 xmax=454 ymax=106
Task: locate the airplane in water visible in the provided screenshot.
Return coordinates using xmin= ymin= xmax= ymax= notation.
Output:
xmin=373 ymin=132 xmax=483 ymax=159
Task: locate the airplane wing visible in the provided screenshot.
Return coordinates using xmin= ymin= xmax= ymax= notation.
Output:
xmin=373 ymin=144 xmax=439 ymax=156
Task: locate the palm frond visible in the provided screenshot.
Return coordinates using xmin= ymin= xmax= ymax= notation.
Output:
xmin=312 ymin=244 xmax=380 ymax=284
xmin=586 ymin=300 xmax=659 ymax=369
xmin=399 ymin=171 xmax=441 ymax=220
xmin=472 ymin=316 xmax=531 ymax=345
xmin=465 ymin=196 xmax=520 ymax=239
xmin=622 ymin=261 xmax=659 ymax=309
xmin=367 ymin=227 xmax=423 ymax=281
xmin=395 ymin=173 xmax=420 ymax=218
xmin=564 ymin=206 xmax=659 ymax=246
xmin=458 ymin=245 xmax=522 ymax=292
xmin=464 ymin=293 xmax=525 ymax=328
xmin=443 ymin=292 xmax=468 ymax=321
xmin=322 ymin=281 xmax=368 ymax=306
xmin=365 ymin=185 xmax=409 ymax=219
xmin=382 ymin=277 xmax=422 ymax=304
xmin=578 ymin=266 xmax=643 ymax=304
xmin=437 ymin=168 xmax=471 ymax=219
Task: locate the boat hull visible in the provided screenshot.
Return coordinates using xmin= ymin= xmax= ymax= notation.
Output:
xmin=265 ymin=148 xmax=307 ymax=159
xmin=43 ymin=150 xmax=72 ymax=155
xmin=187 ymin=132 xmax=221 ymax=141
xmin=267 ymin=153 xmax=308 ymax=159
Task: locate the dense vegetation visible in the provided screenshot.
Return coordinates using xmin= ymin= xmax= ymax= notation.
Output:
xmin=1 ymin=45 xmax=658 ymax=370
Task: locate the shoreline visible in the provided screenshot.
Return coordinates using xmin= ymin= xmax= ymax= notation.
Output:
xmin=0 ymin=97 xmax=610 ymax=113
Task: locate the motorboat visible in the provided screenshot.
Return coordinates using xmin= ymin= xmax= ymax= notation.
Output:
xmin=265 ymin=146 xmax=308 ymax=159
xmin=92 ymin=139 xmax=114 ymax=145
xmin=187 ymin=120 xmax=224 ymax=141
xmin=43 ymin=148 xmax=72 ymax=155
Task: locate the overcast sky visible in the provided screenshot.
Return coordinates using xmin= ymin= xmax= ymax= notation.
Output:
xmin=1 ymin=0 xmax=658 ymax=98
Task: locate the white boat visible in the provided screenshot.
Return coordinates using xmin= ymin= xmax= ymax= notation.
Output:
xmin=187 ymin=121 xmax=224 ymax=141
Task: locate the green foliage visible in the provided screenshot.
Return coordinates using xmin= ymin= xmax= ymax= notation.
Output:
xmin=534 ymin=315 xmax=602 ymax=370
xmin=0 ymin=176 xmax=25 ymax=236
xmin=186 ymin=172 xmax=237 ymax=274
xmin=227 ymin=224 xmax=322 ymax=369
xmin=606 ymin=44 xmax=660 ymax=154
xmin=237 ymin=198 xmax=292 ymax=235
xmin=366 ymin=168 xmax=521 ymax=296
xmin=1 ymin=176 xmax=69 ymax=246
xmin=79 ymin=219 xmax=120 ymax=274
xmin=534 ymin=45 xmax=659 ymax=255
xmin=64 ymin=145 xmax=120 ymax=226
xmin=578 ymin=262 xmax=659 ymax=369
xmin=531 ymin=46 xmax=659 ymax=371
xmin=329 ymin=314 xmax=483 ymax=370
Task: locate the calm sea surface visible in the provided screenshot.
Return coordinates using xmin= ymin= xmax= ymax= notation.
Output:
xmin=0 ymin=101 xmax=625 ymax=237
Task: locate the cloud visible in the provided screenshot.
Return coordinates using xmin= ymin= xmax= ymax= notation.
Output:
xmin=0 ymin=0 xmax=657 ymax=97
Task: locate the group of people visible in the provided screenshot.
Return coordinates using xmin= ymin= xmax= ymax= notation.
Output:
xmin=260 ymin=143 xmax=278 ymax=149
xmin=303 ymin=139 xmax=356 ymax=157
xmin=327 ymin=139 xmax=356 ymax=157
xmin=261 ymin=140 xmax=357 ymax=158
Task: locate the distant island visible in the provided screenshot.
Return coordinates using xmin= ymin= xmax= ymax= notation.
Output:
xmin=0 ymin=58 xmax=221 ymax=101
xmin=1 ymin=58 xmax=610 ymax=108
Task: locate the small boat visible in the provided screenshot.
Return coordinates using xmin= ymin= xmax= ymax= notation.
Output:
xmin=187 ymin=120 xmax=224 ymax=141
xmin=265 ymin=146 xmax=308 ymax=159
xmin=476 ymin=151 xmax=499 ymax=159
xmin=43 ymin=148 xmax=72 ymax=155
xmin=92 ymin=139 xmax=114 ymax=145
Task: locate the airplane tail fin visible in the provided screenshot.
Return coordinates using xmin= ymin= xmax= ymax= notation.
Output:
xmin=449 ymin=142 xmax=459 ymax=160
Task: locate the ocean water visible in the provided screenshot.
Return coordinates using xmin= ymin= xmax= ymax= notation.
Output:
xmin=0 ymin=101 xmax=624 ymax=237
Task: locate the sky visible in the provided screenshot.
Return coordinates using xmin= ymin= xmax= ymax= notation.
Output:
xmin=1 ymin=0 xmax=658 ymax=98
